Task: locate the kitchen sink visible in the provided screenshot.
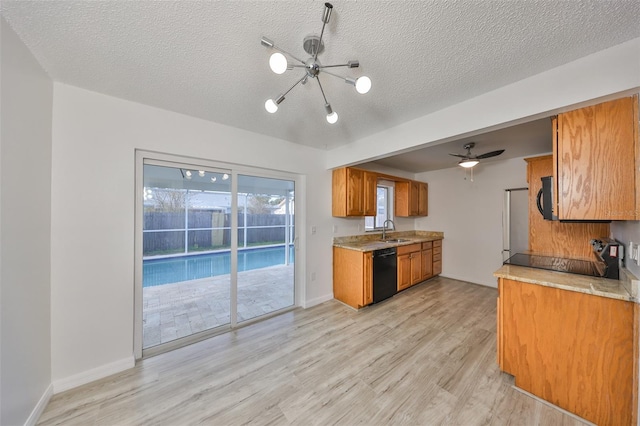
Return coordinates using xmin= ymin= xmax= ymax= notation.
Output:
xmin=381 ymin=238 xmax=411 ymax=243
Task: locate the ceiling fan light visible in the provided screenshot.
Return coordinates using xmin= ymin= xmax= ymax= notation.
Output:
xmin=355 ymin=76 xmax=371 ymax=94
xmin=265 ymin=99 xmax=278 ymax=113
xmin=269 ymin=52 xmax=288 ymax=74
xmin=459 ymin=159 xmax=479 ymax=168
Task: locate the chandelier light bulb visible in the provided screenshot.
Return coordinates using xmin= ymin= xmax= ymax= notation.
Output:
xmin=265 ymin=99 xmax=278 ymax=113
xmin=269 ymin=52 xmax=288 ymax=74
xmin=326 ymin=111 xmax=338 ymax=124
xmin=355 ymin=76 xmax=371 ymax=94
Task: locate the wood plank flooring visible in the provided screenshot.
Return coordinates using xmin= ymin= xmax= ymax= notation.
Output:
xmin=38 ymin=277 xmax=587 ymax=425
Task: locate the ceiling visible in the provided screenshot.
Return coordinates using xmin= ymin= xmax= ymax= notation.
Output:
xmin=2 ymin=1 xmax=639 ymax=169
xmin=368 ymin=117 xmax=553 ymax=172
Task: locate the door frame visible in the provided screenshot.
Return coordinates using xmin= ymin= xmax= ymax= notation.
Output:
xmin=134 ymin=150 xmax=304 ymax=359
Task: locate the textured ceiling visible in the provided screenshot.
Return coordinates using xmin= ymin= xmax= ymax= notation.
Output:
xmin=2 ymin=1 xmax=639 ymax=156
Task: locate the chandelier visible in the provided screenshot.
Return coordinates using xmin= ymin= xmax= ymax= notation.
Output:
xmin=261 ymin=2 xmax=371 ymax=124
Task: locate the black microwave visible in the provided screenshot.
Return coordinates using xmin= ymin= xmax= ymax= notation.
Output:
xmin=536 ymin=176 xmax=610 ymax=223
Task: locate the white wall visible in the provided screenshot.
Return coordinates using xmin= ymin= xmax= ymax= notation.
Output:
xmin=50 ymin=84 xmax=332 ymax=389
xmin=612 ymin=222 xmax=640 ymax=279
xmin=0 ymin=18 xmax=53 ymax=425
xmin=415 ymin=157 xmax=529 ymax=287
xmin=327 ymin=38 xmax=640 ymax=170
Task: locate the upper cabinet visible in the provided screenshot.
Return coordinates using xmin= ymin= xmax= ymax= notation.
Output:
xmin=332 ymin=167 xmax=376 ymax=217
xmin=332 ymin=167 xmax=428 ymax=217
xmin=555 ymin=95 xmax=639 ymax=220
xmin=396 ymin=181 xmax=428 ymax=217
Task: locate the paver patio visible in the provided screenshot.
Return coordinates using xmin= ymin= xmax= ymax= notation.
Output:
xmin=143 ymin=264 xmax=294 ymax=348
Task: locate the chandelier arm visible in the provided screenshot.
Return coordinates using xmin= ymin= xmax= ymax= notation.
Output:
xmin=281 ymin=74 xmax=309 ymax=98
xmin=320 ymin=69 xmax=348 ymax=80
xmin=314 ymin=3 xmax=333 ymax=61
xmin=272 ymin=45 xmax=306 ymax=65
xmin=319 ymin=64 xmax=354 ymax=68
xmin=316 ymin=76 xmax=329 ymax=105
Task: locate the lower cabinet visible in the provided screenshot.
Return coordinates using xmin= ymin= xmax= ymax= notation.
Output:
xmin=421 ymin=242 xmax=433 ymax=281
xmin=497 ymin=278 xmax=637 ymax=425
xmin=433 ymin=239 xmax=442 ymax=275
xmin=397 ymin=244 xmax=420 ymax=291
xmin=333 ymin=247 xmax=372 ymax=309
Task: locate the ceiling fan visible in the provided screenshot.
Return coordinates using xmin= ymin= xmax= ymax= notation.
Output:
xmin=449 ymin=142 xmax=505 ymax=168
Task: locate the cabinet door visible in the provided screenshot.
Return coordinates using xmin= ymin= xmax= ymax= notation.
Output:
xmin=421 ymin=248 xmax=433 ymax=281
xmin=363 ymin=171 xmax=377 ymax=217
xmin=433 ymin=240 xmax=442 ymax=275
xmin=418 ymin=182 xmax=428 ymax=216
xmin=409 ymin=181 xmax=420 ymax=216
xmin=397 ymin=254 xmax=412 ymax=291
xmin=410 ymin=252 xmax=422 ymax=285
xmin=363 ymin=251 xmax=373 ymax=305
xmin=345 ymin=168 xmax=364 ymax=216
xmin=558 ymin=96 xmax=638 ymax=220
xmin=395 ymin=181 xmax=410 ymax=217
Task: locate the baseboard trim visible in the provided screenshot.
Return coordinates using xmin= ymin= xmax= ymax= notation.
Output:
xmin=439 ymin=273 xmax=497 ymax=288
xmin=303 ymin=293 xmax=333 ymax=308
xmin=24 ymin=383 xmax=53 ymax=426
xmin=52 ymin=356 xmax=135 ymax=394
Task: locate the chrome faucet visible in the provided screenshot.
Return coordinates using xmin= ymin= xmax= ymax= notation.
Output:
xmin=382 ymin=219 xmax=395 ymax=240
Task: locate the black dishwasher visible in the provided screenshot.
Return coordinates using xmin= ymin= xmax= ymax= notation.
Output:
xmin=372 ymin=247 xmax=397 ymax=303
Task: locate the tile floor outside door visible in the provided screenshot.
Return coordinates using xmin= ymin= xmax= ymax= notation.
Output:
xmin=143 ymin=264 xmax=294 ymax=348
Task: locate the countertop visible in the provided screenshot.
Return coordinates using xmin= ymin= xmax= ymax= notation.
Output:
xmin=494 ymin=264 xmax=639 ymax=303
xmin=333 ymin=231 xmax=443 ymax=252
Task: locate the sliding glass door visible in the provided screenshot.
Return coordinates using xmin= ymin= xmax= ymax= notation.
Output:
xmin=237 ymin=175 xmax=295 ymax=322
xmin=138 ymin=157 xmax=296 ymax=355
xmin=142 ymin=163 xmax=232 ymax=349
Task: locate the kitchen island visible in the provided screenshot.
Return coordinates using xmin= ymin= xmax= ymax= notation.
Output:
xmin=494 ymin=265 xmax=639 ymax=425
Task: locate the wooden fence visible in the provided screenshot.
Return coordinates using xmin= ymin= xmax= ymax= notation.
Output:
xmin=143 ymin=211 xmax=293 ymax=255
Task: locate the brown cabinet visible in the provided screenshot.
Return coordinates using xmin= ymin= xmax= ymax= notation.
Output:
xmin=397 ymin=243 xmax=421 ymax=291
xmin=396 ymin=180 xmax=428 ymax=217
xmin=363 ymin=170 xmax=377 ymax=217
xmin=526 ymin=155 xmax=609 ymax=259
xmin=497 ymin=278 xmax=636 ymax=425
xmin=418 ymin=182 xmax=428 ymax=216
xmin=421 ymin=241 xmax=433 ymax=281
xmin=432 ymin=239 xmax=442 ymax=275
xmin=555 ymin=95 xmax=639 ymax=220
xmin=333 ymin=247 xmax=373 ymax=309
xmin=332 ymin=167 xmax=377 ymax=217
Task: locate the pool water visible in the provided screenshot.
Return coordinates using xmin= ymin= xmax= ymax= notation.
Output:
xmin=143 ymin=245 xmax=295 ymax=287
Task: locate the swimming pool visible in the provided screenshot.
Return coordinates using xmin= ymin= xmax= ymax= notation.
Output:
xmin=143 ymin=245 xmax=294 ymax=287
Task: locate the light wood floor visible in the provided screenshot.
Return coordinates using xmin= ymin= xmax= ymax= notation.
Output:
xmin=38 ymin=277 xmax=587 ymax=425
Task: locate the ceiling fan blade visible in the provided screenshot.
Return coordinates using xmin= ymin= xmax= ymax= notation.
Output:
xmin=476 ymin=149 xmax=505 ymax=159
xmin=449 ymin=153 xmax=469 ymax=158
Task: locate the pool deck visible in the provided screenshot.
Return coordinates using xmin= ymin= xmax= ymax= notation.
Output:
xmin=143 ymin=264 xmax=294 ymax=349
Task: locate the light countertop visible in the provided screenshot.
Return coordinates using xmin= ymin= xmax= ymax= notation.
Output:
xmin=494 ymin=264 xmax=638 ymax=303
xmin=333 ymin=231 xmax=443 ymax=252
